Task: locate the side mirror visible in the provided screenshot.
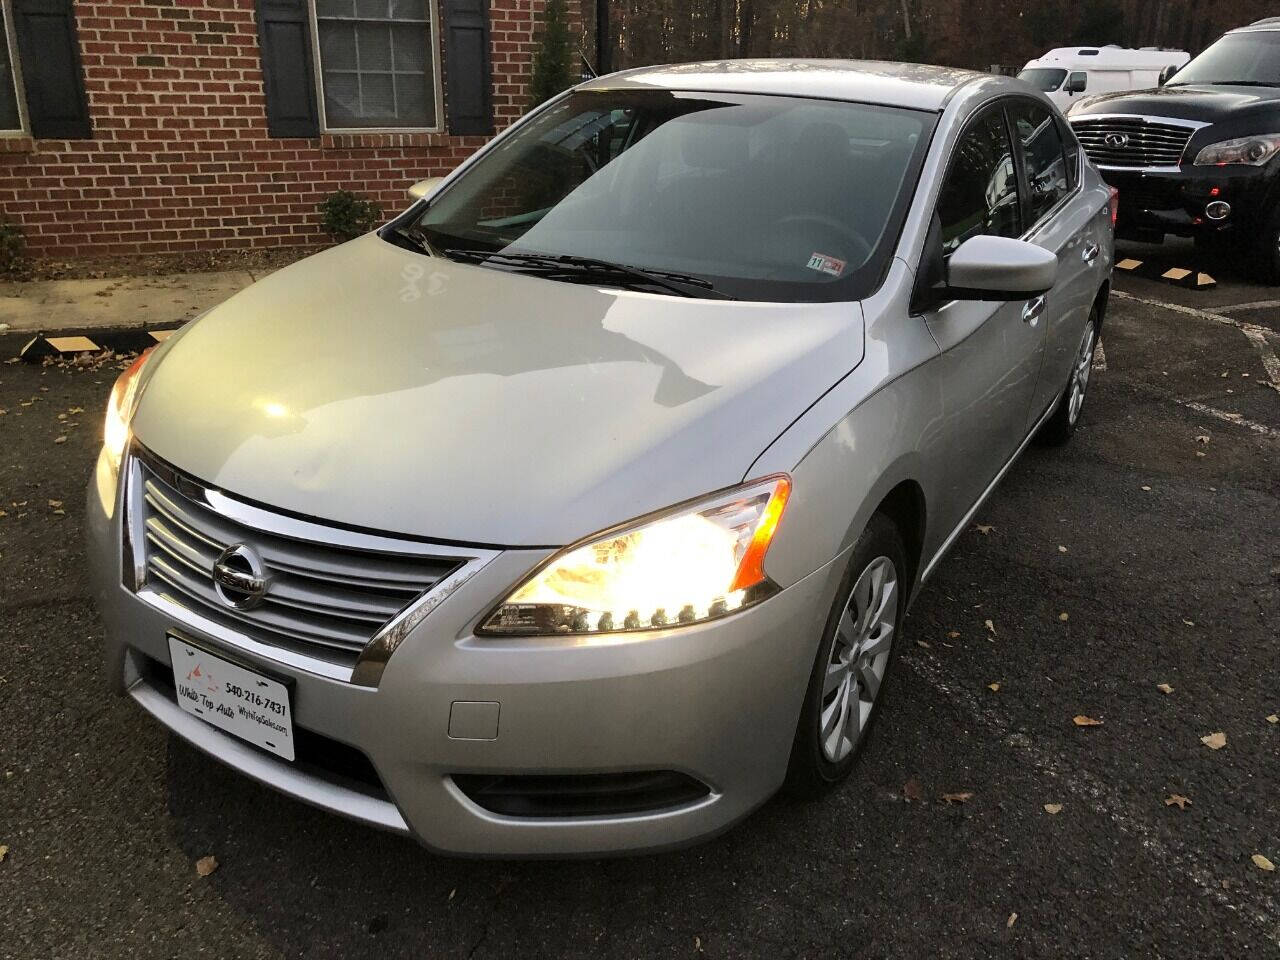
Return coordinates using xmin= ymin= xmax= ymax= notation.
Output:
xmin=1158 ymin=64 xmax=1179 ymax=86
xmin=1064 ymin=72 xmax=1087 ymax=95
xmin=942 ymin=235 xmax=1057 ymax=301
xmin=408 ymin=176 xmax=444 ymax=202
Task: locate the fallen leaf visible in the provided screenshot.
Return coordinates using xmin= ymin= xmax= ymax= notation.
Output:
xmin=1267 ymin=715 xmax=1278 ymax=725
xmin=1073 ymin=715 xmax=1103 ymax=727
xmin=1058 ymin=545 xmax=1067 ymax=553
xmin=915 ymin=639 xmax=930 ymax=649
xmin=1007 ymin=912 xmax=1017 ymax=928
xmin=947 ymin=630 xmax=960 ymax=639
xmin=976 ymin=524 xmax=994 ymax=535
xmin=1195 ymin=435 xmax=1210 ymax=443
xmin=988 ymin=682 xmax=1000 ymax=692
xmin=448 ymin=888 xmax=456 ymax=901
xmin=1182 ymin=619 xmax=1196 ymax=627
xmin=903 ymin=777 xmax=924 ymax=803
xmin=1201 ymin=731 xmax=1227 ymax=750
xmin=47 ymin=500 xmax=63 ymax=509
xmin=984 ymin=619 xmax=995 ymax=635
xmin=53 ymin=436 xmax=67 ymax=445
xmin=1253 ymin=854 xmax=1275 ymax=872
xmin=694 ymin=935 xmax=704 ymax=952
xmin=1157 ymin=683 xmax=1174 ymax=695
xmin=1058 ymin=612 xmax=1069 ymax=622
xmin=1043 ymin=803 xmax=1063 ymax=815
xmin=0 ymin=844 xmax=7 ymax=863
xmin=1195 ymin=451 xmax=1206 ymax=458
xmin=940 ymin=791 xmax=973 ymax=805
xmin=1165 ymin=794 xmax=1191 ymax=810
xmin=195 ymin=855 xmax=219 ymax=877
xmin=1141 ymin=485 xmax=1152 ymax=491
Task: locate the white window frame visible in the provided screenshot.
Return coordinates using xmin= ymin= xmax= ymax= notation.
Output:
xmin=306 ymin=0 xmax=445 ymax=135
xmin=0 ymin=0 xmax=29 ymax=136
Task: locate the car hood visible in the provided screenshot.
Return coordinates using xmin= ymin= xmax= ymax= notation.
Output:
xmin=1071 ymin=83 xmax=1280 ymax=123
xmin=131 ymin=234 xmax=865 ymax=547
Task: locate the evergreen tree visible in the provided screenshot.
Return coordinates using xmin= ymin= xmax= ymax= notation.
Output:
xmin=529 ymin=0 xmax=574 ymax=107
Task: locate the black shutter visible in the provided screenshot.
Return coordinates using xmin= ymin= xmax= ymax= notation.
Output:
xmin=12 ymin=0 xmax=90 ymax=139
xmin=257 ymin=0 xmax=319 ymax=137
xmin=443 ymin=0 xmax=493 ymax=136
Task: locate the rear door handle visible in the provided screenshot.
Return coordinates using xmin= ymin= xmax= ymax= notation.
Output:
xmin=1082 ymin=241 xmax=1101 ymax=264
xmin=1022 ymin=295 xmax=1047 ymax=326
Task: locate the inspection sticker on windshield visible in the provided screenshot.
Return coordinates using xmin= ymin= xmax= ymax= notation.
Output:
xmin=168 ymin=636 xmax=295 ymax=761
xmin=807 ymin=252 xmax=846 ymax=277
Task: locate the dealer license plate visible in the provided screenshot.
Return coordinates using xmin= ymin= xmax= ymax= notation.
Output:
xmin=167 ymin=636 xmax=295 ymax=761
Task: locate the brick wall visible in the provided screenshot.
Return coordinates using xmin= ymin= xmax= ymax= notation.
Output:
xmin=0 ymin=0 xmax=579 ymax=258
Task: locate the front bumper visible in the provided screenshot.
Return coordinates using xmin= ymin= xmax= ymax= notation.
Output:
xmin=87 ymin=450 xmax=845 ymax=856
xmin=1096 ymin=162 xmax=1277 ymax=241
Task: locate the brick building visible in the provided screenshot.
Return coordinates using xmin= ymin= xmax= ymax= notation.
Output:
xmin=0 ymin=0 xmax=575 ymax=257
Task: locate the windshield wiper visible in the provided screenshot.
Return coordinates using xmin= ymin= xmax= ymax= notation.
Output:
xmin=383 ymin=224 xmax=435 ymax=255
xmin=441 ymin=249 xmax=737 ymax=300
xmin=1191 ymin=80 xmax=1280 ymax=88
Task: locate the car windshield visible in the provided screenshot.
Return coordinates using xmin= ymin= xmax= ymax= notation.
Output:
xmin=1018 ymin=68 xmax=1068 ymax=92
xmin=401 ymin=89 xmax=935 ymax=302
xmin=1168 ymin=30 xmax=1280 ymax=87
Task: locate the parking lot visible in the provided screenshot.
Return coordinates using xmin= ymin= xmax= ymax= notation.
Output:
xmin=1 ymin=239 xmax=1277 ymax=958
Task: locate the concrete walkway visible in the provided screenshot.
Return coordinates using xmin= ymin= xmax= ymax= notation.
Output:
xmin=0 ymin=270 xmax=255 ymax=334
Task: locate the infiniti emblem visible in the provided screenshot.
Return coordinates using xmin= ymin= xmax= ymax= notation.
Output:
xmin=212 ymin=543 xmax=269 ymax=610
xmin=1103 ymin=132 xmax=1129 ymax=148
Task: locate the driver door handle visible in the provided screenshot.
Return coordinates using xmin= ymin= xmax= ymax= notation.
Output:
xmin=1022 ymin=294 xmax=1047 ymax=326
xmin=1082 ymin=241 xmax=1101 ymax=264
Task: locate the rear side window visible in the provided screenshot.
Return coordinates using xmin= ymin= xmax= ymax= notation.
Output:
xmin=937 ymin=107 xmax=1021 ymax=254
xmin=1009 ymin=100 xmax=1070 ymax=227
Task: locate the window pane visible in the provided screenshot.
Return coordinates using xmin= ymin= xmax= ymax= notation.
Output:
xmin=315 ymin=0 xmax=354 ymax=17
xmin=390 ymin=0 xmax=426 ymax=19
xmin=316 ymin=11 xmax=435 ymax=128
xmin=1010 ymin=101 xmax=1069 ymax=226
xmin=937 ymin=109 xmax=1020 ymax=253
xmin=355 ymin=0 xmax=390 ymax=19
xmin=0 ymin=12 xmax=21 ymax=131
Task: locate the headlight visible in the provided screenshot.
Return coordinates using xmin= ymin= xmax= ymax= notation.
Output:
xmin=478 ymin=476 xmax=792 ymax=637
xmin=103 ymin=349 xmax=154 ymax=473
xmin=1193 ymin=135 xmax=1280 ymax=167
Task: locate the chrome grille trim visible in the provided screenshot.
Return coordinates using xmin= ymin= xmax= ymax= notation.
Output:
xmin=125 ymin=445 xmax=498 ymax=686
xmin=1069 ymin=114 xmax=1206 ymax=170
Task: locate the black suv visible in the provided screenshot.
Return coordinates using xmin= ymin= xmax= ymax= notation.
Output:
xmin=1067 ymin=18 xmax=1280 ymax=278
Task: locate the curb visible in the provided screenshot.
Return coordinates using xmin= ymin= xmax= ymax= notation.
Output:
xmin=7 ymin=326 xmax=181 ymax=363
xmin=1115 ymin=257 xmax=1217 ymax=290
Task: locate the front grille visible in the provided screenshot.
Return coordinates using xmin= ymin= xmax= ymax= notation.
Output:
xmin=452 ymin=771 xmax=711 ymax=818
xmin=1071 ymin=116 xmax=1195 ymax=168
xmin=132 ymin=453 xmax=463 ymax=669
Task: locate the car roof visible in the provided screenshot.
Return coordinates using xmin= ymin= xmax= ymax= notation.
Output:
xmin=577 ymin=59 xmax=986 ymax=112
xmin=1235 ymin=18 xmax=1280 ymax=33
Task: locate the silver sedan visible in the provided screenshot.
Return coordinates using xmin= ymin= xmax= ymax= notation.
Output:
xmin=86 ymin=60 xmax=1114 ymax=856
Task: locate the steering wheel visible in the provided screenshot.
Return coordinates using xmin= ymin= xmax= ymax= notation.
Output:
xmin=775 ymin=214 xmax=872 ymax=267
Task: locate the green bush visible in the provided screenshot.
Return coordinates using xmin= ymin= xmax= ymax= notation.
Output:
xmin=319 ymin=189 xmax=383 ymax=242
xmin=529 ymin=0 xmax=573 ymax=107
xmin=0 ymin=218 xmax=25 ymax=277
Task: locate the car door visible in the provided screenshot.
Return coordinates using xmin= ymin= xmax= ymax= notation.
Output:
xmin=1007 ymin=98 xmax=1105 ymax=426
xmin=918 ymin=102 xmax=1048 ymax=532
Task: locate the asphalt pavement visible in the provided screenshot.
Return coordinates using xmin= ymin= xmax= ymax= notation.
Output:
xmin=1 ymin=245 xmax=1277 ymax=958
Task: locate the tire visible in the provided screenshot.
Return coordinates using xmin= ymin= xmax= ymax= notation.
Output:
xmin=1037 ymin=308 xmax=1098 ymax=447
xmin=783 ymin=512 xmax=907 ymax=798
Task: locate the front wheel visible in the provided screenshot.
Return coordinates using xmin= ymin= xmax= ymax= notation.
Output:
xmin=1038 ymin=311 xmax=1097 ymax=446
xmin=784 ymin=513 xmax=906 ymax=797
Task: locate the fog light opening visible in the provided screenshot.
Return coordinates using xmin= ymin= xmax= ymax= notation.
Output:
xmin=1205 ymin=200 xmax=1231 ymax=221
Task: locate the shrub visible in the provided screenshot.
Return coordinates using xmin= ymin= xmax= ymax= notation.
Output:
xmin=0 ymin=218 xmax=25 ymax=277
xmin=529 ymin=0 xmax=574 ymax=107
xmin=319 ymin=190 xmax=383 ymax=242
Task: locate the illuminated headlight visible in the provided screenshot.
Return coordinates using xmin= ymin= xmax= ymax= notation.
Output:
xmin=1194 ymin=135 xmax=1280 ymax=167
xmin=478 ymin=476 xmax=792 ymax=637
xmin=103 ymin=349 xmax=154 ymax=476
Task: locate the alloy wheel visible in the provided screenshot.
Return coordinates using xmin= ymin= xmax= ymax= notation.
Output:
xmin=820 ymin=556 xmax=898 ymax=763
xmin=1067 ymin=320 xmax=1096 ymax=427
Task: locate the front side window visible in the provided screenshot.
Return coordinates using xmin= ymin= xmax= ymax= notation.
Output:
xmin=1010 ymin=100 xmax=1070 ymax=226
xmin=1167 ymin=29 xmax=1280 ymax=88
xmin=405 ymin=89 xmax=936 ymax=302
xmin=313 ymin=0 xmax=439 ymax=130
xmin=1017 ymin=68 xmax=1066 ymax=93
xmin=0 ymin=0 xmax=24 ymax=133
xmin=937 ymin=107 xmax=1020 ymax=254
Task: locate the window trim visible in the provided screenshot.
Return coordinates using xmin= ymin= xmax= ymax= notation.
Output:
xmin=0 ymin=0 xmax=29 ymax=137
xmin=306 ymin=0 xmax=445 ymax=135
